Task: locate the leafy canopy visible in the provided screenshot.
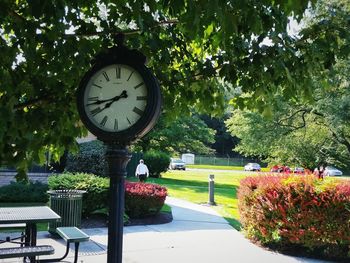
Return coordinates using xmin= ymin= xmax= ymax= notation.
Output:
xmin=226 ymin=59 xmax=350 ymax=169
xmin=226 ymin=0 xmax=350 ymax=170
xmin=134 ymin=114 xmax=215 ymax=155
xmin=2 ymin=0 xmax=348 ymax=180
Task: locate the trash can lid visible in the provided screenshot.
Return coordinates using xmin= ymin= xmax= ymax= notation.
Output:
xmin=47 ymin=189 xmax=87 ymax=196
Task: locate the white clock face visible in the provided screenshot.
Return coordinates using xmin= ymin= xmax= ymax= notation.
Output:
xmin=83 ymin=64 xmax=148 ymax=132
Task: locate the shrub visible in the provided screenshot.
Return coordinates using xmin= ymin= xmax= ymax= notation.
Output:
xmin=143 ymin=150 xmax=170 ymax=178
xmin=48 ymin=173 xmax=109 ymax=216
xmin=65 ymin=141 xmax=107 ymax=176
xmin=48 ymin=173 xmax=167 ymax=219
xmin=238 ymin=174 xmax=350 ymax=259
xmin=0 ymin=181 xmax=49 ymax=203
xmin=125 ymin=182 xmax=167 ymax=218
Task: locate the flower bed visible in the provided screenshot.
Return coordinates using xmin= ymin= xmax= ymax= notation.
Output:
xmin=238 ymin=174 xmax=350 ymax=260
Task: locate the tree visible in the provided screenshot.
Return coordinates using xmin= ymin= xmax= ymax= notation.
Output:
xmin=134 ymin=115 xmax=215 ymax=156
xmin=200 ymin=114 xmax=239 ymax=156
xmin=226 ymin=109 xmax=331 ymax=169
xmin=226 ymin=59 xmax=350 ymax=169
xmin=226 ymin=0 xmax=350 ymax=170
xmin=1 ymin=0 xmax=348 ymax=180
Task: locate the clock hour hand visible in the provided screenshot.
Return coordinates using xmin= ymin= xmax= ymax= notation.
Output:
xmin=86 ymin=90 xmax=128 ymax=107
xmin=104 ymin=90 xmax=128 ymax=109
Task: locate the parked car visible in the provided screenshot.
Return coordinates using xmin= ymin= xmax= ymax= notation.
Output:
xmin=293 ymin=167 xmax=305 ymax=174
xmin=324 ymin=166 xmax=343 ymax=176
xmin=270 ymin=165 xmax=291 ymax=173
xmin=169 ymin=159 xmax=186 ymax=170
xmin=244 ymin=163 xmax=261 ymax=172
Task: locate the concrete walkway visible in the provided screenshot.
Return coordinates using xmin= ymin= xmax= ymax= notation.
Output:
xmin=1 ymin=197 xmax=331 ymax=263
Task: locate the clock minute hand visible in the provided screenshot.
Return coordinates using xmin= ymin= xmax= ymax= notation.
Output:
xmin=86 ymin=97 xmax=114 ymax=106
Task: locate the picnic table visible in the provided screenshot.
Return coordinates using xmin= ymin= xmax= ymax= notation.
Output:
xmin=0 ymin=206 xmax=61 ymax=262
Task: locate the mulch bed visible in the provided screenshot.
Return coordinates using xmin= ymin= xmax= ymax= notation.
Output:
xmin=81 ymin=212 xmax=173 ymax=229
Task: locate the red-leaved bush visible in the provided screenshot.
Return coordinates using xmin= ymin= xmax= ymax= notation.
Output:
xmin=125 ymin=182 xmax=167 ymax=218
xmin=238 ymin=174 xmax=350 ymax=257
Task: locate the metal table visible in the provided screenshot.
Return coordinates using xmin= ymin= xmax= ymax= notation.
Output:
xmin=0 ymin=206 xmax=61 ymax=262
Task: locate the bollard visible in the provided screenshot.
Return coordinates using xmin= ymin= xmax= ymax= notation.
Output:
xmin=208 ymin=174 xmax=216 ymax=205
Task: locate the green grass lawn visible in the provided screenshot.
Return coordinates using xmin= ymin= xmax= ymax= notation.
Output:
xmin=187 ymin=164 xmax=270 ymax=172
xmin=130 ymin=169 xmax=255 ymax=230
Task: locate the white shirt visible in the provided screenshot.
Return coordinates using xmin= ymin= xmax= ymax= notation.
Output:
xmin=135 ymin=163 xmax=149 ymax=176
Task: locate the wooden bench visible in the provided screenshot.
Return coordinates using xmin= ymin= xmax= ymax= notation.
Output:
xmin=38 ymin=227 xmax=90 ymax=263
xmin=0 ymin=245 xmax=54 ymax=259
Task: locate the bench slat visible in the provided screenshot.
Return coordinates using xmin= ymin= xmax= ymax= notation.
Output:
xmin=56 ymin=227 xmax=90 ymax=243
xmin=0 ymin=245 xmax=54 ymax=259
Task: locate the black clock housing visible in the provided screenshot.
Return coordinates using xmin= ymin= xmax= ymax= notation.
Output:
xmin=77 ymin=45 xmax=162 ymax=143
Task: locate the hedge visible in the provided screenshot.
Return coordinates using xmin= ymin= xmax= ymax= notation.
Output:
xmin=48 ymin=173 xmax=109 ymax=216
xmin=0 ymin=181 xmax=49 ymax=203
xmin=238 ymin=174 xmax=350 ymax=260
xmin=125 ymin=182 xmax=167 ymax=218
xmin=143 ymin=150 xmax=170 ymax=178
xmin=65 ymin=141 xmax=107 ymax=176
xmin=48 ymin=173 xmax=167 ymax=219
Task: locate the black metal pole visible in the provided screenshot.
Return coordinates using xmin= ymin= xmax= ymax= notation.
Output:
xmin=105 ymin=143 xmax=131 ymax=263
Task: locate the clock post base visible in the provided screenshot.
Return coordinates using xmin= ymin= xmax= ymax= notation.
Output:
xmin=105 ymin=144 xmax=131 ymax=263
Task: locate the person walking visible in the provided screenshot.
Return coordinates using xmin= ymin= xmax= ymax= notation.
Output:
xmin=319 ymin=165 xmax=325 ymax=180
xmin=135 ymin=159 xmax=149 ymax=182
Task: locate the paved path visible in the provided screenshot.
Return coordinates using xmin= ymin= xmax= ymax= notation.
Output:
xmin=1 ymin=197 xmax=332 ymax=263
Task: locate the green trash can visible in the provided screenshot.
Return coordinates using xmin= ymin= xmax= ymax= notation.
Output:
xmin=47 ymin=190 xmax=86 ymax=233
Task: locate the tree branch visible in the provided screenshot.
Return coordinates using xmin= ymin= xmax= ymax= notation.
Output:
xmin=14 ymin=95 xmax=53 ymax=110
xmin=13 ymin=92 xmax=74 ymax=110
xmin=8 ymin=11 xmax=26 ymax=23
xmin=276 ymin=108 xmax=310 ymax=125
xmin=63 ymin=19 xmax=179 ymax=38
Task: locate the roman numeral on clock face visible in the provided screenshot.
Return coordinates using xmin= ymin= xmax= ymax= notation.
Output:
xmin=116 ymin=67 xmax=121 ymax=79
xmin=100 ymin=116 xmax=108 ymax=127
xmin=114 ymin=119 xmax=118 ymax=130
xmin=88 ymin=96 xmax=99 ymax=101
xmin=133 ymin=107 xmax=144 ymax=116
xmin=127 ymin=71 xmax=134 ymax=81
xmin=134 ymin=82 xmax=144 ymax=89
xmin=90 ymin=107 xmax=103 ymax=116
xmin=93 ymin=84 xmax=103 ymax=89
xmin=102 ymin=71 xmax=109 ymax=81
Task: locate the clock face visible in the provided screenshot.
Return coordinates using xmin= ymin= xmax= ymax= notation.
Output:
xmin=83 ymin=64 xmax=148 ymax=132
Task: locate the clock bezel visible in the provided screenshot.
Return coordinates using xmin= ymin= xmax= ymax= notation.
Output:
xmin=77 ymin=59 xmax=161 ymax=143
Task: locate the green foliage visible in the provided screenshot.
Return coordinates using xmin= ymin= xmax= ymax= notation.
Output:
xmin=65 ymin=141 xmax=107 ymax=176
xmin=143 ymin=150 xmax=170 ymax=178
xmin=48 ymin=173 xmax=109 ymax=216
xmin=200 ymin=114 xmax=238 ymax=156
xmin=48 ymin=173 xmax=167 ymax=219
xmin=238 ymin=175 xmax=350 ymax=260
xmin=225 ymin=0 xmax=350 ymax=170
xmin=135 ymin=115 xmax=216 ymax=155
xmin=226 ymin=109 xmax=330 ymax=169
xmin=0 ymin=181 xmax=49 ymax=203
xmin=1 ymin=0 xmax=339 ymax=180
xmin=125 ymin=182 xmax=167 ymax=218
xmin=226 ymin=55 xmax=350 ymax=169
